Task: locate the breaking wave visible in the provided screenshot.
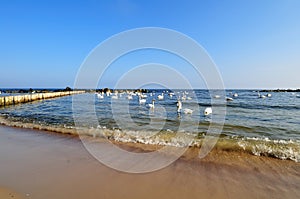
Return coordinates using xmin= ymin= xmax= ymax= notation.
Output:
xmin=1 ymin=115 xmax=299 ymax=162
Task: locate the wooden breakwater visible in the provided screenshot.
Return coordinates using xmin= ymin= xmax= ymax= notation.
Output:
xmin=0 ymin=91 xmax=85 ymax=106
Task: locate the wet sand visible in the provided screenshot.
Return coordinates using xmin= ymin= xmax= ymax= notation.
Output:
xmin=0 ymin=125 xmax=299 ymax=199
xmin=0 ymin=187 xmax=25 ymax=199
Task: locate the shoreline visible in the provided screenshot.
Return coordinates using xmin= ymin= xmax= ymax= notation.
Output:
xmin=0 ymin=124 xmax=299 ymax=199
xmin=1 ymin=115 xmax=299 ymax=163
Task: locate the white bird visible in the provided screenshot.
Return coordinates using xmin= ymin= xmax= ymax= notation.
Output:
xmin=226 ymin=97 xmax=234 ymax=101
xmin=147 ymin=99 xmax=155 ymax=109
xmin=214 ymin=95 xmax=221 ymax=99
xmin=183 ymin=108 xmax=193 ymax=114
xmin=204 ymin=107 xmax=212 ymax=115
xmin=141 ymin=94 xmax=147 ymax=98
xmin=97 ymin=93 xmax=104 ymax=99
xmin=257 ymin=91 xmax=262 ymax=98
xmin=127 ymin=95 xmax=133 ymax=100
xmin=139 ymin=97 xmax=146 ymax=104
xmin=176 ymin=99 xmax=193 ymax=114
xmin=258 ymin=92 xmax=266 ymax=98
xmin=177 ymin=100 xmax=182 ymax=113
xmin=267 ymin=93 xmax=272 ymax=97
xmin=233 ymin=93 xmax=238 ymax=97
xmin=158 ymin=93 xmax=164 ymax=100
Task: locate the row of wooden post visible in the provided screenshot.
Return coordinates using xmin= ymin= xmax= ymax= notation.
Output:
xmin=0 ymin=91 xmax=85 ymax=106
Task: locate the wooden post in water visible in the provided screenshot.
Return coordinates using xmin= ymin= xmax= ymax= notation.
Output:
xmin=5 ymin=96 xmax=14 ymax=106
xmin=0 ymin=97 xmax=4 ymax=106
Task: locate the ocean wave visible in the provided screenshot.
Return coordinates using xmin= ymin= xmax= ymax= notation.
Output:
xmin=237 ymin=137 xmax=300 ymax=162
xmin=0 ymin=115 xmax=299 ymax=163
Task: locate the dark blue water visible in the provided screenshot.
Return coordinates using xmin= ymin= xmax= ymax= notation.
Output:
xmin=0 ymin=89 xmax=299 ymax=161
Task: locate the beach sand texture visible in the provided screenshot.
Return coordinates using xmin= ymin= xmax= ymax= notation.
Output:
xmin=0 ymin=125 xmax=299 ymax=199
xmin=0 ymin=187 xmax=25 ymax=199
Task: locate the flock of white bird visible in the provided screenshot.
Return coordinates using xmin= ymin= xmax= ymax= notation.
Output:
xmin=96 ymin=90 xmax=206 ymax=115
xmin=95 ymin=90 xmax=276 ymax=117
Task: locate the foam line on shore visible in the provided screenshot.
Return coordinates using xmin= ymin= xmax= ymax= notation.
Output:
xmin=1 ymin=113 xmax=299 ymax=163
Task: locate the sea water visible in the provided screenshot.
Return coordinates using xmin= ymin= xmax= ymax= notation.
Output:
xmin=0 ymin=89 xmax=299 ymax=162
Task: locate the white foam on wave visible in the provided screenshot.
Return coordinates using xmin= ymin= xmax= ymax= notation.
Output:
xmin=237 ymin=137 xmax=300 ymax=162
xmin=94 ymin=126 xmax=195 ymax=147
xmin=1 ymin=115 xmax=299 ymax=162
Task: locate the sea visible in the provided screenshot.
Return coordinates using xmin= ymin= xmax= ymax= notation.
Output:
xmin=0 ymin=89 xmax=299 ymax=162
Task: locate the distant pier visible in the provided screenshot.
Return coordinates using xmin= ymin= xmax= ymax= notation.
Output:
xmin=0 ymin=91 xmax=85 ymax=106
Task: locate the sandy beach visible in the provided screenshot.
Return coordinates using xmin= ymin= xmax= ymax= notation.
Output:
xmin=0 ymin=125 xmax=299 ymax=199
xmin=0 ymin=187 xmax=25 ymax=199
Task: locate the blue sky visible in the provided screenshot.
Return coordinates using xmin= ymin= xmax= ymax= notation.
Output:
xmin=0 ymin=0 xmax=299 ymax=89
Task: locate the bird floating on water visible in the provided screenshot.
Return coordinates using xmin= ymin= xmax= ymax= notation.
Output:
xmin=258 ymin=92 xmax=266 ymax=98
xmin=177 ymin=99 xmax=193 ymax=114
xmin=226 ymin=97 xmax=234 ymax=101
xmin=204 ymin=107 xmax=212 ymax=115
xmin=158 ymin=93 xmax=164 ymax=100
xmin=139 ymin=96 xmax=146 ymax=104
xmin=183 ymin=108 xmax=193 ymax=114
xmin=147 ymin=99 xmax=155 ymax=109
xmin=141 ymin=94 xmax=147 ymax=99
xmin=97 ymin=93 xmax=104 ymax=99
xmin=127 ymin=95 xmax=133 ymax=100
xmin=111 ymin=94 xmax=118 ymax=99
